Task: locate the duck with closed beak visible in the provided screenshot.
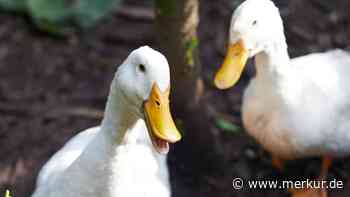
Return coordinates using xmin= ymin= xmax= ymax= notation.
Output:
xmin=214 ymin=0 xmax=350 ymax=196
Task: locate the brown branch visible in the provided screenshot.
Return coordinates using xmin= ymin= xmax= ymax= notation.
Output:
xmin=47 ymin=107 xmax=104 ymax=119
xmin=0 ymin=102 xmax=103 ymax=119
xmin=0 ymin=103 xmax=32 ymax=116
xmin=116 ymin=5 xmax=154 ymax=21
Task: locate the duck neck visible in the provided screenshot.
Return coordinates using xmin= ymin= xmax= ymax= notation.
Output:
xmin=62 ymin=81 xmax=156 ymax=195
xmin=100 ymin=81 xmax=140 ymax=145
xmin=254 ymin=36 xmax=291 ymax=79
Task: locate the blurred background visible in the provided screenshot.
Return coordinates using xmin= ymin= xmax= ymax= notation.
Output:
xmin=0 ymin=0 xmax=350 ymax=197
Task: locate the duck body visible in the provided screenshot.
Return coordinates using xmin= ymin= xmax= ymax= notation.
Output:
xmin=32 ymin=123 xmax=170 ymax=197
xmin=213 ymin=0 xmax=350 ymax=161
xmin=31 ymin=46 xmax=181 ymax=197
xmin=243 ymin=49 xmax=350 ymax=160
xmin=214 ymin=0 xmax=350 ymax=195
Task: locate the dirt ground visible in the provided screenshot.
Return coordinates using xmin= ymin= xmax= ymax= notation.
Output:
xmin=1 ymin=0 xmax=350 ymax=197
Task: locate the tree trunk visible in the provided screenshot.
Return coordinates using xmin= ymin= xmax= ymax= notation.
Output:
xmin=155 ymin=0 xmax=202 ymax=109
xmin=155 ymin=0 xmax=226 ymax=172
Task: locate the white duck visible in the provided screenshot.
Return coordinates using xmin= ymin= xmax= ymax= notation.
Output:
xmin=31 ymin=46 xmax=181 ymax=197
xmin=214 ymin=0 xmax=350 ymax=196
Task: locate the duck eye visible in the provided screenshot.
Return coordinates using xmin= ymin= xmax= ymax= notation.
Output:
xmin=138 ymin=64 xmax=146 ymax=73
xmin=252 ymin=20 xmax=257 ymax=26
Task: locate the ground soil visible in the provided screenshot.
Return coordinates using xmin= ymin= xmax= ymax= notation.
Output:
xmin=1 ymin=0 xmax=350 ymax=197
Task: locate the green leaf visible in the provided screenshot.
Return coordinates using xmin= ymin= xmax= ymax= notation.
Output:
xmin=33 ymin=19 xmax=74 ymax=35
xmin=1 ymin=0 xmax=122 ymax=34
xmin=27 ymin=0 xmax=122 ymax=34
xmin=0 ymin=0 xmax=27 ymax=12
xmin=154 ymin=0 xmax=176 ymax=16
xmin=185 ymin=37 xmax=199 ymax=66
xmin=175 ymin=119 xmax=186 ymax=137
xmin=28 ymin=0 xmax=73 ymax=22
xmin=28 ymin=0 xmax=73 ymax=33
xmin=4 ymin=190 xmax=12 ymax=197
xmin=74 ymin=0 xmax=121 ymax=28
xmin=215 ymin=118 xmax=242 ymax=134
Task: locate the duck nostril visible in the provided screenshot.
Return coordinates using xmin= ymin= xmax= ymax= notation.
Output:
xmin=252 ymin=20 xmax=257 ymax=26
xmin=155 ymin=100 xmax=161 ymax=106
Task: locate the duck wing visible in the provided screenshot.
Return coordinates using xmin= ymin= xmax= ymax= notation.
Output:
xmin=35 ymin=126 xmax=100 ymax=187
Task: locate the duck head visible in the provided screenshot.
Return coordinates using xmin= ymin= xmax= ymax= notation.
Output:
xmin=113 ymin=46 xmax=181 ymax=154
xmin=214 ymin=0 xmax=285 ymax=89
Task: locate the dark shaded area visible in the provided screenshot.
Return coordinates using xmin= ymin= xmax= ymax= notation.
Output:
xmin=0 ymin=0 xmax=350 ymax=197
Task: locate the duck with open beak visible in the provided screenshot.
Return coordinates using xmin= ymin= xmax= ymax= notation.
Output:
xmin=144 ymin=83 xmax=181 ymax=154
xmin=214 ymin=39 xmax=248 ymax=90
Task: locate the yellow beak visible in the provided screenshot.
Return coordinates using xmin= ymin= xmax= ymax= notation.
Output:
xmin=214 ymin=39 xmax=248 ymax=89
xmin=144 ymin=83 xmax=181 ymax=154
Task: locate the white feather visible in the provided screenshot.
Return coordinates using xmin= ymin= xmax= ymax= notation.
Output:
xmin=31 ymin=46 xmax=172 ymax=197
xmin=230 ymin=0 xmax=350 ymax=159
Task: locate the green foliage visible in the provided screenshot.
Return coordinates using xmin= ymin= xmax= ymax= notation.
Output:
xmin=4 ymin=190 xmax=12 ymax=197
xmin=215 ymin=118 xmax=242 ymax=134
xmin=0 ymin=0 xmax=26 ymax=12
xmin=154 ymin=0 xmax=176 ymax=16
xmin=74 ymin=0 xmax=121 ymax=28
xmin=0 ymin=0 xmax=121 ymax=34
xmin=28 ymin=0 xmax=72 ymax=23
xmin=28 ymin=0 xmax=73 ymax=34
xmin=185 ymin=37 xmax=199 ymax=66
xmin=175 ymin=119 xmax=186 ymax=137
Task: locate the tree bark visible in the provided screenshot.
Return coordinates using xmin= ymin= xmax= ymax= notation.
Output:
xmin=155 ymin=0 xmax=226 ymax=171
xmin=155 ymin=0 xmax=202 ymax=109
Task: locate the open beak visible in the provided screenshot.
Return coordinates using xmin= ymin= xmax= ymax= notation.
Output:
xmin=214 ymin=39 xmax=249 ymax=89
xmin=144 ymin=83 xmax=182 ymax=154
